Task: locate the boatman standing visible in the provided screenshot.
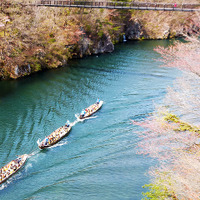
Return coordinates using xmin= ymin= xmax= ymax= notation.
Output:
xmin=65 ymin=121 xmax=70 ymax=127
xmin=81 ymin=109 xmax=86 ymax=117
xmin=96 ymin=98 xmax=100 ymax=104
xmin=45 ymin=137 xmax=49 ymax=145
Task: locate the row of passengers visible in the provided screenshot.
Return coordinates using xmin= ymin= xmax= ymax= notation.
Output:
xmin=0 ymin=158 xmax=22 ymax=181
xmin=81 ymin=99 xmax=100 ymax=117
xmin=44 ymin=124 xmax=70 ymax=145
xmin=86 ymin=104 xmax=98 ymax=114
xmin=44 ymin=131 xmax=61 ymax=145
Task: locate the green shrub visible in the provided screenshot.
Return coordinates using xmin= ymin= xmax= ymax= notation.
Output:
xmin=163 ymin=113 xmax=180 ymax=123
xmin=34 ymin=63 xmax=42 ymax=72
xmin=142 ymin=183 xmax=170 ymax=200
xmin=48 ymin=38 xmax=56 ymax=44
xmin=163 ymin=112 xmax=200 ymax=134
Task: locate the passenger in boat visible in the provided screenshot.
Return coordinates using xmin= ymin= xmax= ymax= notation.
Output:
xmin=17 ymin=157 xmax=22 ymax=164
xmin=4 ymin=166 xmax=7 ymax=172
xmin=13 ymin=165 xmax=17 ymax=171
xmin=64 ymin=125 xmax=68 ymax=129
xmin=10 ymin=169 xmax=14 ymax=174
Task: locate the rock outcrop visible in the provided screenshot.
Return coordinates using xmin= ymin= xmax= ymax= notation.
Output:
xmin=124 ymin=11 xmax=200 ymax=40
xmin=93 ymin=34 xmax=114 ymax=54
xmin=12 ymin=64 xmax=31 ymax=79
xmin=74 ymin=34 xmax=114 ymax=58
xmin=125 ymin=19 xmax=145 ymax=40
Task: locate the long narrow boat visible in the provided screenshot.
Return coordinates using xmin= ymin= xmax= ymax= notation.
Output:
xmin=79 ymin=100 xmax=103 ymax=119
xmin=0 ymin=154 xmax=28 ymax=185
xmin=38 ymin=123 xmax=72 ymax=149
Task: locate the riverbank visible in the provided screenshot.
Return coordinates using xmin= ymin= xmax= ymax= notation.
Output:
xmin=0 ymin=1 xmax=199 ymax=80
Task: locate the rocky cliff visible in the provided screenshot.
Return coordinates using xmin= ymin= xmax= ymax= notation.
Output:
xmin=0 ymin=3 xmax=199 ymax=80
xmin=125 ymin=10 xmax=200 ymax=40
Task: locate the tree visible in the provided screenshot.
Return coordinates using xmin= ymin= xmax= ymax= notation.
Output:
xmin=134 ymin=26 xmax=200 ymax=199
xmin=154 ymin=38 xmax=200 ymax=75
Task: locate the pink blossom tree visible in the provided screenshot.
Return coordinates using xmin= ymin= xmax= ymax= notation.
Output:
xmin=133 ymin=109 xmax=200 ymax=199
xmin=135 ymin=27 xmax=200 ymax=198
xmin=154 ymin=38 xmax=200 ymax=75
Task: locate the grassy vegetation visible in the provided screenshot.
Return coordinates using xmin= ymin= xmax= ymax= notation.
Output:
xmin=163 ymin=113 xmax=200 ymax=133
xmin=142 ymin=183 xmax=176 ymax=200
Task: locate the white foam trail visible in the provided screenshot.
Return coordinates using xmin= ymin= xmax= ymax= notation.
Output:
xmin=48 ymin=140 xmax=68 ymax=149
xmin=0 ymin=183 xmax=6 ymax=190
xmin=0 ymin=178 xmax=13 ymax=190
xmin=28 ymin=149 xmax=40 ymax=157
xmin=0 ymin=171 xmax=23 ymax=190
xmin=75 ymin=114 xmax=98 ymax=122
xmin=70 ymin=119 xmax=80 ymax=126
xmin=75 ymin=113 xmax=81 ymax=120
xmin=37 ymin=138 xmax=41 ymax=146
xmin=25 ymin=163 xmax=32 ymax=172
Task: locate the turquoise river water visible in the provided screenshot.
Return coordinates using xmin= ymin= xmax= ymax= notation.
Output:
xmin=0 ymin=40 xmax=180 ymax=199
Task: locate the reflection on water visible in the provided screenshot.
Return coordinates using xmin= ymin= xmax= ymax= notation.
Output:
xmin=0 ymin=40 xmax=180 ymax=199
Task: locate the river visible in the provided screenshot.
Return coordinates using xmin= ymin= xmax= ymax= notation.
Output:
xmin=0 ymin=40 xmax=180 ymax=199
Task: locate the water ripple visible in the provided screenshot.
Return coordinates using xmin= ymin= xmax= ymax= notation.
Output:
xmin=0 ymin=40 xmax=180 ymax=199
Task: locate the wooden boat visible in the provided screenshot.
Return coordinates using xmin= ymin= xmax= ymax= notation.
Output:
xmin=79 ymin=100 xmax=103 ymax=119
xmin=0 ymin=154 xmax=28 ymax=185
xmin=38 ymin=123 xmax=72 ymax=149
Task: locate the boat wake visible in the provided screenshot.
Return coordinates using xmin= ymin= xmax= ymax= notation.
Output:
xmin=75 ymin=114 xmax=97 ymax=122
xmin=0 ymin=169 xmax=25 ymax=190
xmin=0 ymin=182 xmax=7 ymax=190
xmin=36 ymin=139 xmax=41 ymax=146
xmin=75 ymin=114 xmax=83 ymax=121
xmin=0 ymin=179 xmax=13 ymax=190
xmin=48 ymin=140 xmax=68 ymax=149
xmin=70 ymin=119 xmax=79 ymax=126
xmin=25 ymin=163 xmax=33 ymax=172
xmin=28 ymin=149 xmax=40 ymax=157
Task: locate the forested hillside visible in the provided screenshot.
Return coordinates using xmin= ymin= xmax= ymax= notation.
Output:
xmin=0 ymin=0 xmax=199 ymax=79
